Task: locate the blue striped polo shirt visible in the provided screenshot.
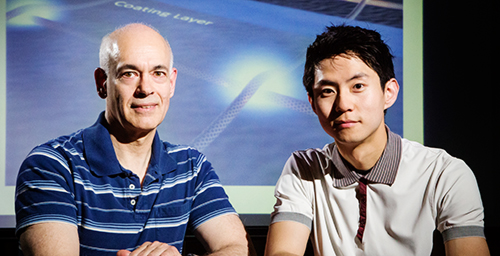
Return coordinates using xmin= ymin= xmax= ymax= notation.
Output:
xmin=15 ymin=112 xmax=237 ymax=255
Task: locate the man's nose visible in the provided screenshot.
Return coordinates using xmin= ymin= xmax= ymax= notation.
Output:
xmin=135 ymin=74 xmax=154 ymax=98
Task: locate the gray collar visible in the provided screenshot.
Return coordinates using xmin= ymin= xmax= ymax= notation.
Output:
xmin=328 ymin=127 xmax=402 ymax=187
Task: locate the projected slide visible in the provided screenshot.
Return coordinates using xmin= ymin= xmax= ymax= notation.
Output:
xmin=3 ymin=0 xmax=406 ymax=217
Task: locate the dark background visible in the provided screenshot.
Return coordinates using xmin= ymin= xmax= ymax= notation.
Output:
xmin=422 ymin=0 xmax=498 ymax=254
xmin=423 ymin=0 xmax=498 ymax=251
xmin=1 ymin=0 xmax=497 ymax=255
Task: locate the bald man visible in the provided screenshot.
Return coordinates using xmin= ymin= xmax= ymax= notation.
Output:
xmin=15 ymin=23 xmax=249 ymax=256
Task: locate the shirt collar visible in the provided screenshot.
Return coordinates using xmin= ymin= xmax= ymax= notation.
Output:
xmin=328 ymin=127 xmax=402 ymax=187
xmin=82 ymin=112 xmax=177 ymax=177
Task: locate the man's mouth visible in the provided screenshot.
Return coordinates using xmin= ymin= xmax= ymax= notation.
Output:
xmin=131 ymin=103 xmax=157 ymax=110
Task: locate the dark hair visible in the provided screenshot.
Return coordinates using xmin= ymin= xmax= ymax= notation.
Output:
xmin=303 ymin=24 xmax=395 ymax=97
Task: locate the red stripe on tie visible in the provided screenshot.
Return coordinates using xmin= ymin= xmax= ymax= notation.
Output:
xmin=357 ymin=177 xmax=367 ymax=241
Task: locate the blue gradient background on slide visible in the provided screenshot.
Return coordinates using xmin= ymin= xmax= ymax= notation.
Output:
xmin=6 ymin=0 xmax=402 ymax=186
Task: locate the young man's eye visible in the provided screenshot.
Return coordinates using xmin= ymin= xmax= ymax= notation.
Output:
xmin=353 ymin=84 xmax=364 ymax=90
xmin=321 ymin=88 xmax=335 ymax=95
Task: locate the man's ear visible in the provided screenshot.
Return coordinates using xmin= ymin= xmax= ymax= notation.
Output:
xmin=383 ymin=78 xmax=400 ymax=110
xmin=94 ymin=68 xmax=108 ymax=99
xmin=168 ymin=67 xmax=178 ymax=98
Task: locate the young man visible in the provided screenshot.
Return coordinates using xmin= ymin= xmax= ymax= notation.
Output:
xmin=265 ymin=25 xmax=489 ymax=256
xmin=15 ymin=23 xmax=250 ymax=256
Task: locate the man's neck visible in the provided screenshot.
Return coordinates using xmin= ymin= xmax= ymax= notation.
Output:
xmin=337 ymin=125 xmax=388 ymax=171
xmin=109 ymin=129 xmax=156 ymax=185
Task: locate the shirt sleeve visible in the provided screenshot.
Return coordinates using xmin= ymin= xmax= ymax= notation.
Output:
xmin=15 ymin=144 xmax=78 ymax=236
xmin=270 ymin=152 xmax=314 ymax=230
xmin=434 ymin=156 xmax=485 ymax=241
xmin=187 ymin=150 xmax=237 ymax=230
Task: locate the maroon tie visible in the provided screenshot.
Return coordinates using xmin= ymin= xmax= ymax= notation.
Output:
xmin=357 ymin=177 xmax=367 ymax=241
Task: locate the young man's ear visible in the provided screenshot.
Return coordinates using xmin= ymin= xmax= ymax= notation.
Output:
xmin=94 ymin=68 xmax=108 ymax=99
xmin=383 ymin=78 xmax=400 ymax=110
xmin=308 ymin=93 xmax=317 ymax=114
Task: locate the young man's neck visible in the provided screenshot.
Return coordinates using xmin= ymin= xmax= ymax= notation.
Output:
xmin=336 ymin=125 xmax=388 ymax=171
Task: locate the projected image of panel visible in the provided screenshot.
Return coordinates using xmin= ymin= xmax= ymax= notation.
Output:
xmin=5 ymin=0 xmax=402 ymax=189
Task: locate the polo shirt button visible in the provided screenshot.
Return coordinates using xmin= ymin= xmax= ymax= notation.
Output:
xmin=129 ymin=184 xmax=135 ymax=189
xmin=130 ymin=199 xmax=136 ymax=206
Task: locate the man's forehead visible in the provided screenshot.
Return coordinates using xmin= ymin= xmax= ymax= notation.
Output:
xmin=110 ymin=40 xmax=170 ymax=65
xmin=109 ymin=25 xmax=170 ymax=54
xmin=102 ymin=24 xmax=173 ymax=73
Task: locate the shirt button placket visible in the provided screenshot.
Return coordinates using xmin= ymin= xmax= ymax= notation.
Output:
xmin=129 ymin=183 xmax=137 ymax=207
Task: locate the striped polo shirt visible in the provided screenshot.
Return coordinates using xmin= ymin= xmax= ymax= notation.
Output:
xmin=271 ymin=128 xmax=485 ymax=255
xmin=15 ymin=113 xmax=236 ymax=255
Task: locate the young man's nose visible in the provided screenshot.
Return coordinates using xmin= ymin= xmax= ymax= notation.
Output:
xmin=334 ymin=90 xmax=354 ymax=113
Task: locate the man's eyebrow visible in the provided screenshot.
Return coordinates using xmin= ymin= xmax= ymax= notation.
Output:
xmin=116 ymin=64 xmax=139 ymax=74
xmin=151 ymin=65 xmax=168 ymax=71
xmin=116 ymin=64 xmax=169 ymax=74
